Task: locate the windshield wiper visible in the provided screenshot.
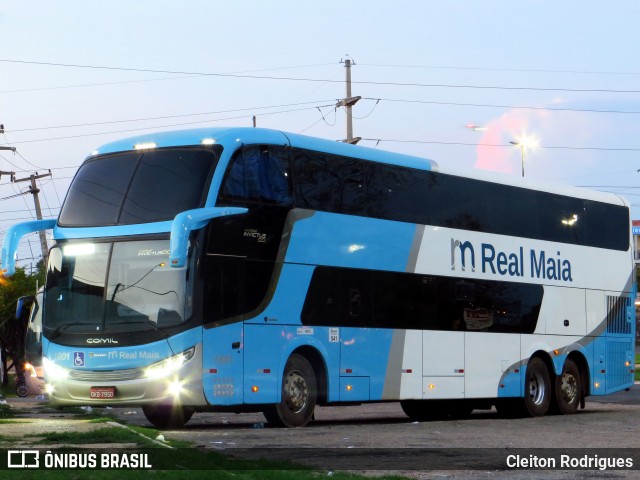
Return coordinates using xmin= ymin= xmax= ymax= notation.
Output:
xmin=109 ymin=318 xmax=168 ymax=338
xmin=47 ymin=322 xmax=102 ymax=340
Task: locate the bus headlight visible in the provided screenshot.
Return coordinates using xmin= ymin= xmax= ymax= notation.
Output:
xmin=43 ymin=357 xmax=69 ymax=380
xmin=144 ymin=347 xmax=195 ymax=380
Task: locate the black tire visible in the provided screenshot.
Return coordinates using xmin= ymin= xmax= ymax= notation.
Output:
xmin=400 ymin=400 xmax=449 ymax=421
xmin=522 ymin=357 xmax=552 ymax=416
xmin=142 ymin=403 xmax=194 ymax=429
xmin=16 ymin=384 xmax=29 ymax=397
xmin=553 ymin=358 xmax=581 ymax=415
xmin=263 ymin=354 xmax=317 ymax=428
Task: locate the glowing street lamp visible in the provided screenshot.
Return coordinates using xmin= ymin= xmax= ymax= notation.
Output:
xmin=509 ymin=135 xmax=538 ymax=178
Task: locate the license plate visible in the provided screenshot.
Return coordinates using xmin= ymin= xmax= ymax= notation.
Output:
xmin=90 ymin=387 xmax=115 ymax=399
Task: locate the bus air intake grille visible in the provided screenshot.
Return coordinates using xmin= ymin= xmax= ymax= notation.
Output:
xmin=68 ymin=368 xmax=145 ymax=382
xmin=605 ymin=295 xmax=632 ymax=334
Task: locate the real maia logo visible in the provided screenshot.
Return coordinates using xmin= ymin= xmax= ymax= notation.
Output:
xmin=450 ymin=238 xmax=573 ymax=282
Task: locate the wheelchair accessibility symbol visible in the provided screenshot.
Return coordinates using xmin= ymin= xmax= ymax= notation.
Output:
xmin=74 ymin=351 xmax=85 ymax=367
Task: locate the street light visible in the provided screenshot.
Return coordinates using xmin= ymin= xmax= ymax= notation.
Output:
xmin=509 ymin=135 xmax=538 ymax=178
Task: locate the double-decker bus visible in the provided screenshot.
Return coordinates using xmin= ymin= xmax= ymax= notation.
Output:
xmin=2 ymin=127 xmax=635 ymax=428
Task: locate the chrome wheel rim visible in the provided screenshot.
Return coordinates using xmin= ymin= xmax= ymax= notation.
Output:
xmin=283 ymin=370 xmax=308 ymax=413
xmin=560 ymin=371 xmax=578 ymax=404
xmin=528 ymin=371 xmax=546 ymax=406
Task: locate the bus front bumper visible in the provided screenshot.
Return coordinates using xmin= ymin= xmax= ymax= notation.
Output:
xmin=43 ymin=348 xmax=206 ymax=407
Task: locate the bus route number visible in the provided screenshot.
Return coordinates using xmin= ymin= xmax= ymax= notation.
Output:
xmin=329 ymin=328 xmax=340 ymax=343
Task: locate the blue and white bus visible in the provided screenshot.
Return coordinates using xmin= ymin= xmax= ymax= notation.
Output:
xmin=2 ymin=127 xmax=635 ymax=428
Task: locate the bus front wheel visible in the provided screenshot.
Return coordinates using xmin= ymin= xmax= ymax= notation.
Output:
xmin=264 ymin=354 xmax=317 ymax=427
xmin=142 ymin=403 xmax=194 ymax=429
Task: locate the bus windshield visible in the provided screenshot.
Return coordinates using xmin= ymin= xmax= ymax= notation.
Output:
xmin=44 ymin=239 xmax=192 ymax=334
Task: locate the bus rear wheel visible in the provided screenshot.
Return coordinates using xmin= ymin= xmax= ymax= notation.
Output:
xmin=264 ymin=354 xmax=317 ymax=428
xmin=142 ymin=403 xmax=194 ymax=429
xmin=522 ymin=357 xmax=551 ymax=416
xmin=553 ymin=358 xmax=581 ymax=415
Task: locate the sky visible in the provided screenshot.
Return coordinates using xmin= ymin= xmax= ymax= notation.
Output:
xmin=1 ymin=1 xmax=640 ymax=269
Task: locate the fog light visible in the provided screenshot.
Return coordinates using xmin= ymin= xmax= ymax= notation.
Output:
xmin=167 ymin=380 xmax=184 ymax=397
xmin=45 ymin=384 xmax=55 ymax=395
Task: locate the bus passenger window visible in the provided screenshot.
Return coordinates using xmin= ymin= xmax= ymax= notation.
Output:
xmin=220 ymin=146 xmax=292 ymax=205
xmin=349 ymin=289 xmax=362 ymax=317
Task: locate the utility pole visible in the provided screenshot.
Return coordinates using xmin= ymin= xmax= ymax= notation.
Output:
xmin=0 ymin=124 xmax=15 ymax=151
xmin=0 ymin=124 xmax=16 ymax=151
xmin=336 ymin=56 xmax=361 ymax=144
xmin=13 ymin=171 xmax=53 ymax=267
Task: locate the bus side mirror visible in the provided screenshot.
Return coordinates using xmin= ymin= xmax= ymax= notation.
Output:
xmin=169 ymin=207 xmax=248 ymax=268
xmin=2 ymin=219 xmax=56 ymax=275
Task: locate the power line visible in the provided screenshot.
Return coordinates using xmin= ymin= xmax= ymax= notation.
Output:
xmin=6 ymin=95 xmax=639 ymax=149
xmin=1 ymin=58 xmax=639 ymax=94
xmin=358 ymin=62 xmax=640 ymax=76
xmin=361 ymin=138 xmax=640 ymax=152
xmin=0 ymin=103 xmax=336 ymax=145
xmin=576 ymin=185 xmax=640 ymax=189
xmin=0 ymin=206 xmax=61 ymax=214
xmin=0 ymin=61 xmax=337 ymax=93
xmin=366 ymin=97 xmax=640 ymax=115
xmin=7 ymin=100 xmax=336 ymax=133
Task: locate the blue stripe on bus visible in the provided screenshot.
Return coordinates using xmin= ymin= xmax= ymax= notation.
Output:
xmin=242 ymin=323 xmax=395 ymax=404
xmin=243 ymin=261 xmax=396 ymax=403
xmin=284 ymin=212 xmax=417 ymax=272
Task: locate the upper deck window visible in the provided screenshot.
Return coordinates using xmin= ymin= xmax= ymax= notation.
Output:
xmin=59 ymin=147 xmax=220 ymax=226
xmin=218 ymin=146 xmax=292 ymax=206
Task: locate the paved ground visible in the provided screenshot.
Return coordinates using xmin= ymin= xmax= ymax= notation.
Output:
xmin=1 ymin=384 xmax=639 ymax=479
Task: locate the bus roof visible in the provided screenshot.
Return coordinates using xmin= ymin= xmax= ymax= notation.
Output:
xmin=91 ymin=127 xmax=438 ymax=172
xmin=91 ymin=126 xmax=627 ymax=208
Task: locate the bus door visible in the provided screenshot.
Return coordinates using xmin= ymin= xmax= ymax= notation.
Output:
xmin=201 ymin=255 xmax=245 ymax=406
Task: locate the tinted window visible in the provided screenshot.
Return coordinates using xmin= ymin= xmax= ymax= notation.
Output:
xmin=120 ymin=148 xmax=216 ymax=224
xmin=59 ymin=147 xmax=219 ymax=227
xmin=367 ymin=163 xmax=422 ymax=222
xmin=293 ymin=150 xmax=366 ymax=215
xmin=219 ymin=146 xmax=292 ymax=205
xmin=301 ymin=266 xmax=543 ymax=334
xmin=59 ymin=154 xmax=137 ymax=226
xmin=202 ymin=256 xmax=274 ymax=326
xmin=291 ymin=148 xmax=629 ymax=251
